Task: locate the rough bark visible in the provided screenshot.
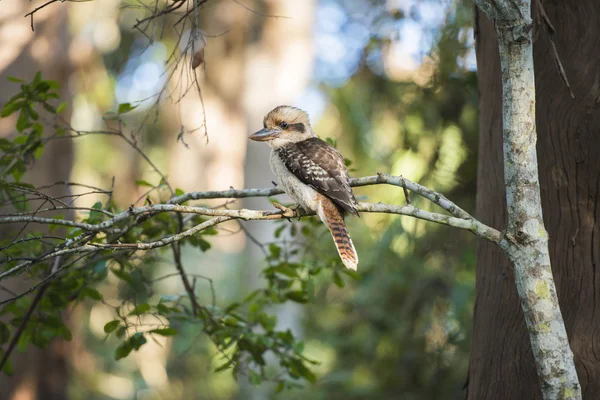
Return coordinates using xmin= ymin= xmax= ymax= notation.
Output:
xmin=469 ymin=1 xmax=600 ymax=398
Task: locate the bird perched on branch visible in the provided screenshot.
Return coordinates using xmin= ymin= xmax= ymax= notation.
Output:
xmin=249 ymin=106 xmax=359 ymax=270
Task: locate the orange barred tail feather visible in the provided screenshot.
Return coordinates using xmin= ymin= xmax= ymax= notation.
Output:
xmin=316 ymin=194 xmax=358 ymax=270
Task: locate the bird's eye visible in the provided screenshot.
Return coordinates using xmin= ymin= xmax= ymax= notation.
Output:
xmin=280 ymin=121 xmax=289 ymax=129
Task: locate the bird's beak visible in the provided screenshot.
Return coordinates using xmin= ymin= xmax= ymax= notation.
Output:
xmin=249 ymin=128 xmax=280 ymax=142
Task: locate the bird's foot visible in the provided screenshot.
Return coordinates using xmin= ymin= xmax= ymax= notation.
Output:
xmin=273 ymin=202 xmax=296 ymax=219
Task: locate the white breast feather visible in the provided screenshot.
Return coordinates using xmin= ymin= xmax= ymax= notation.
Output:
xmin=270 ymin=150 xmax=319 ymax=212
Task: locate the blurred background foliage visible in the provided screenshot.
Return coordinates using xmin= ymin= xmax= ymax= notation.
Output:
xmin=0 ymin=0 xmax=479 ymax=399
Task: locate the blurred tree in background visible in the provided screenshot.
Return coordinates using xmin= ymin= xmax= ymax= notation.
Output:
xmin=0 ymin=0 xmax=485 ymax=399
xmin=0 ymin=2 xmax=74 ymax=398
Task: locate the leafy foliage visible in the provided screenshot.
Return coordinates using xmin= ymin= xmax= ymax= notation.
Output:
xmin=0 ymin=74 xmax=345 ymax=389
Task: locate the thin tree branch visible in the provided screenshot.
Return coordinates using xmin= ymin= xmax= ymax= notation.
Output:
xmin=168 ymin=173 xmax=474 ymax=219
xmin=0 ymin=256 xmax=61 ymax=372
xmin=24 ymin=0 xmax=60 ymax=31
xmin=0 ymin=175 xmax=505 ymax=282
xmin=0 ymin=216 xmax=232 ymax=281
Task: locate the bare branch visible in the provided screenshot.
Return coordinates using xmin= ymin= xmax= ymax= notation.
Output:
xmin=0 ymin=216 xmax=231 ymax=282
xmin=0 ymin=174 xmax=505 ymax=283
xmin=168 ymin=173 xmax=474 ymax=219
xmin=24 ymin=0 xmax=61 ymax=31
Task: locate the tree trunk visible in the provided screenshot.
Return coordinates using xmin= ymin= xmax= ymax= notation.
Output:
xmin=240 ymin=1 xmax=314 ymax=398
xmin=0 ymin=1 xmax=73 ymax=399
xmin=468 ymin=2 xmax=600 ymax=398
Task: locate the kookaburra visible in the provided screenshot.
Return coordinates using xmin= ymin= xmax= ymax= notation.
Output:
xmin=249 ymin=106 xmax=359 ymax=270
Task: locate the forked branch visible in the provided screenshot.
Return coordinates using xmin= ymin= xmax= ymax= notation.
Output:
xmin=0 ymin=174 xmax=504 ymax=283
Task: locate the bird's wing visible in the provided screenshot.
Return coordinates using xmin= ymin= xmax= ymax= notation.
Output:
xmin=277 ymin=138 xmax=358 ymax=216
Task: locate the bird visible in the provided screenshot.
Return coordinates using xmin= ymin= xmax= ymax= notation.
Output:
xmin=249 ymin=105 xmax=359 ymax=270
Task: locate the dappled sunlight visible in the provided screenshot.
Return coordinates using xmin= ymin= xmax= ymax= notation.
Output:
xmin=0 ymin=0 xmax=480 ymax=398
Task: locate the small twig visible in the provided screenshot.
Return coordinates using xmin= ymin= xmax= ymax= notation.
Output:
xmin=0 ymin=256 xmax=62 ymax=372
xmin=0 ymin=217 xmax=232 ymax=282
xmin=231 ymin=0 xmax=290 ymax=19
xmin=535 ymin=0 xmax=574 ymax=99
xmin=24 ymin=0 xmax=61 ymax=31
xmin=400 ymin=176 xmax=411 ymax=205
xmin=132 ymin=0 xmax=187 ymax=31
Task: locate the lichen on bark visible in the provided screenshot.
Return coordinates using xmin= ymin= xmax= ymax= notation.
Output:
xmin=472 ymin=0 xmax=582 ymax=398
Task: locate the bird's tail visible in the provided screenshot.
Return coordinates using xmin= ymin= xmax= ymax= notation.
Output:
xmin=317 ymin=195 xmax=358 ymax=270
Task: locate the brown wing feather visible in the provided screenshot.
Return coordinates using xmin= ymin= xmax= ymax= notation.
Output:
xmin=277 ymin=138 xmax=358 ymax=217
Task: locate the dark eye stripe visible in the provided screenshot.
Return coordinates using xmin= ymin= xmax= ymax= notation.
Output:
xmin=288 ymin=123 xmax=305 ymax=133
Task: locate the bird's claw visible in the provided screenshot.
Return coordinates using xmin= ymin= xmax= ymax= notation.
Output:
xmin=273 ymin=202 xmax=296 ymax=219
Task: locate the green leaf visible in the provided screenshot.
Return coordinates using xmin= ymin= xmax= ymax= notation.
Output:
xmin=332 ymin=271 xmax=345 ymax=288
xmin=0 ymin=322 xmax=9 ymax=344
xmin=31 ymin=122 xmax=43 ymax=136
xmin=274 ymin=265 xmax=298 ymax=278
xmin=7 ymin=76 xmax=24 ymax=83
xmin=115 ymin=326 xmax=126 ymax=339
xmin=135 ymin=179 xmax=154 ymax=188
xmin=224 ymin=302 xmax=240 ymax=313
xmin=117 ymin=103 xmax=137 ymax=114
xmin=111 ymin=268 xmax=134 ymax=286
xmin=115 ymin=341 xmax=133 ymax=360
xmin=289 ymin=359 xmax=317 ymax=383
xmin=249 ymin=370 xmax=262 ymax=385
xmin=61 ymin=326 xmax=72 ymax=341
xmin=285 ymin=290 xmax=308 ymax=304
xmin=128 ymin=303 xmax=151 ymax=316
xmin=17 ymin=330 xmax=30 ymax=353
xmin=129 ymin=332 xmax=147 ymax=350
xmin=16 ymin=109 xmax=28 ymax=132
xmin=42 ymin=103 xmax=56 ymax=114
xmin=82 ymin=287 xmax=103 ymax=301
xmin=1 ymin=355 xmax=13 ymax=376
xmin=88 ymin=201 xmax=103 ymax=223
xmin=56 ymin=102 xmax=67 ymax=114
xmin=342 ymin=269 xmax=361 ymax=280
xmin=0 ymin=138 xmax=13 ymax=151
xmin=269 ymin=243 xmax=281 ymax=259
xmin=104 ymin=320 xmax=121 ymax=334
xmin=115 ymin=333 xmax=147 ymax=360
xmin=45 ymin=80 xmax=60 ymax=90
xmin=93 ymin=260 xmax=107 ymax=278
xmin=1 ymin=100 xmax=23 ymax=117
xmin=149 ymin=328 xmax=177 ymax=336
xmin=196 ymin=237 xmax=211 ymax=251
xmin=214 ymin=357 xmax=235 ymax=373
xmin=156 ymin=304 xmax=170 ymax=314
xmin=274 ymin=224 xmax=286 ymax=238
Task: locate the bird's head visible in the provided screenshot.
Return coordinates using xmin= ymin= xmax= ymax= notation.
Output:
xmin=249 ymin=106 xmax=315 ymax=148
